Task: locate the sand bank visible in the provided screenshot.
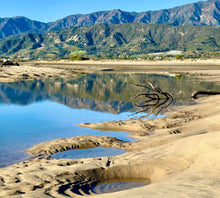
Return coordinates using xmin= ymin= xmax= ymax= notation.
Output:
xmin=0 ymin=65 xmax=76 ymax=82
xmin=0 ymin=60 xmax=220 ymax=197
xmin=0 ymin=94 xmax=220 ymax=197
xmin=24 ymin=135 xmax=132 ymax=156
xmin=0 ymin=59 xmax=220 ymax=83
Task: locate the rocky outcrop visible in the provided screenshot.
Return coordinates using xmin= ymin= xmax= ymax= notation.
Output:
xmin=1 ymin=60 xmax=19 ymax=67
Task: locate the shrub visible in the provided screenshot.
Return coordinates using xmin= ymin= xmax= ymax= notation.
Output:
xmin=69 ymin=56 xmax=89 ymax=61
xmin=175 ymin=55 xmax=183 ymax=60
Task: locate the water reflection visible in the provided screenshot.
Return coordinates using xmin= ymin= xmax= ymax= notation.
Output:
xmin=51 ymin=147 xmax=127 ymax=160
xmin=131 ymin=79 xmax=174 ymax=116
xmin=0 ymin=101 xmax=134 ymax=167
xmin=92 ymin=178 xmax=150 ymax=194
xmin=0 ymin=73 xmax=219 ymax=167
xmin=0 ymin=73 xmax=219 ymax=113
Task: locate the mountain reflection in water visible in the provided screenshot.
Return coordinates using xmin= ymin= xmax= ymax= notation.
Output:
xmin=0 ymin=73 xmax=219 ymax=113
xmin=0 ymin=73 xmax=219 ymax=167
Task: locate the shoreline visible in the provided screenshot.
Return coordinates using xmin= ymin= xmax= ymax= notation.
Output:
xmin=0 ymin=60 xmax=220 ymax=197
xmin=25 ymin=58 xmax=220 ymax=65
xmin=0 ymin=59 xmax=220 ymax=84
xmin=0 ymin=95 xmax=220 ymax=197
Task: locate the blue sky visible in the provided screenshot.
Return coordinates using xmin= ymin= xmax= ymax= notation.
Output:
xmin=0 ymin=0 xmax=204 ymax=22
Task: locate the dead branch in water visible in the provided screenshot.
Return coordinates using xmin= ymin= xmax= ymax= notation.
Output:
xmin=191 ymin=91 xmax=220 ymax=99
xmin=130 ymin=79 xmax=173 ymax=116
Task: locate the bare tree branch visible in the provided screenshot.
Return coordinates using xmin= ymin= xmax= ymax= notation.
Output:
xmin=130 ymin=80 xmax=173 ymax=116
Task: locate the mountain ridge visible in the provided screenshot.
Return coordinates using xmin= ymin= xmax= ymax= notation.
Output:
xmin=0 ymin=0 xmax=220 ymax=39
xmin=1 ymin=23 xmax=220 ymax=59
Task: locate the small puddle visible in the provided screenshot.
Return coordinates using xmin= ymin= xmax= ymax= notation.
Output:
xmin=91 ymin=178 xmax=150 ymax=194
xmin=51 ymin=147 xmax=128 ymax=159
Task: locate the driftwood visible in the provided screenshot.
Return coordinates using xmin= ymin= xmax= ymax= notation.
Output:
xmin=130 ymin=79 xmax=173 ymax=116
xmin=191 ymin=91 xmax=220 ymax=99
xmin=130 ymin=80 xmax=219 ymax=115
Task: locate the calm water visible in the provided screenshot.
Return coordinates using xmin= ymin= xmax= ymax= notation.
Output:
xmin=91 ymin=178 xmax=150 ymax=194
xmin=0 ymin=73 xmax=219 ymax=167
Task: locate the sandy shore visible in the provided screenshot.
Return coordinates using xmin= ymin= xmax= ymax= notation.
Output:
xmin=1 ymin=59 xmax=220 ymax=83
xmin=0 ymin=60 xmax=220 ymax=197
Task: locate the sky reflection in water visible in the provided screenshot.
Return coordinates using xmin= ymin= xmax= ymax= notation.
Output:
xmin=0 ymin=73 xmax=219 ymax=167
xmin=0 ymin=100 xmax=137 ymax=167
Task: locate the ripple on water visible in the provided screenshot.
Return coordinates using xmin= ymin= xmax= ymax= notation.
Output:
xmin=91 ymin=178 xmax=150 ymax=194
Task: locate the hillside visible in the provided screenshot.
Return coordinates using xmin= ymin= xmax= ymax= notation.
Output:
xmin=0 ymin=0 xmax=220 ymax=39
xmin=0 ymin=23 xmax=220 ymax=59
xmin=0 ymin=17 xmax=48 ymax=39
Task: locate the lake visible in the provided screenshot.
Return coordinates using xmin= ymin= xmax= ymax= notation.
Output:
xmin=0 ymin=73 xmax=219 ymax=167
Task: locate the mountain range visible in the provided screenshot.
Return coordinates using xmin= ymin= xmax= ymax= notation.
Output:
xmin=0 ymin=0 xmax=220 ymax=39
xmin=1 ymin=23 xmax=220 ymax=59
xmin=0 ymin=0 xmax=220 ymax=59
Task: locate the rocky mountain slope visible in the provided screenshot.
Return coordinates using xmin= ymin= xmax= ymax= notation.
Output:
xmin=0 ymin=17 xmax=48 ymax=39
xmin=49 ymin=0 xmax=220 ymax=30
xmin=0 ymin=0 xmax=220 ymax=39
xmin=0 ymin=23 xmax=220 ymax=59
